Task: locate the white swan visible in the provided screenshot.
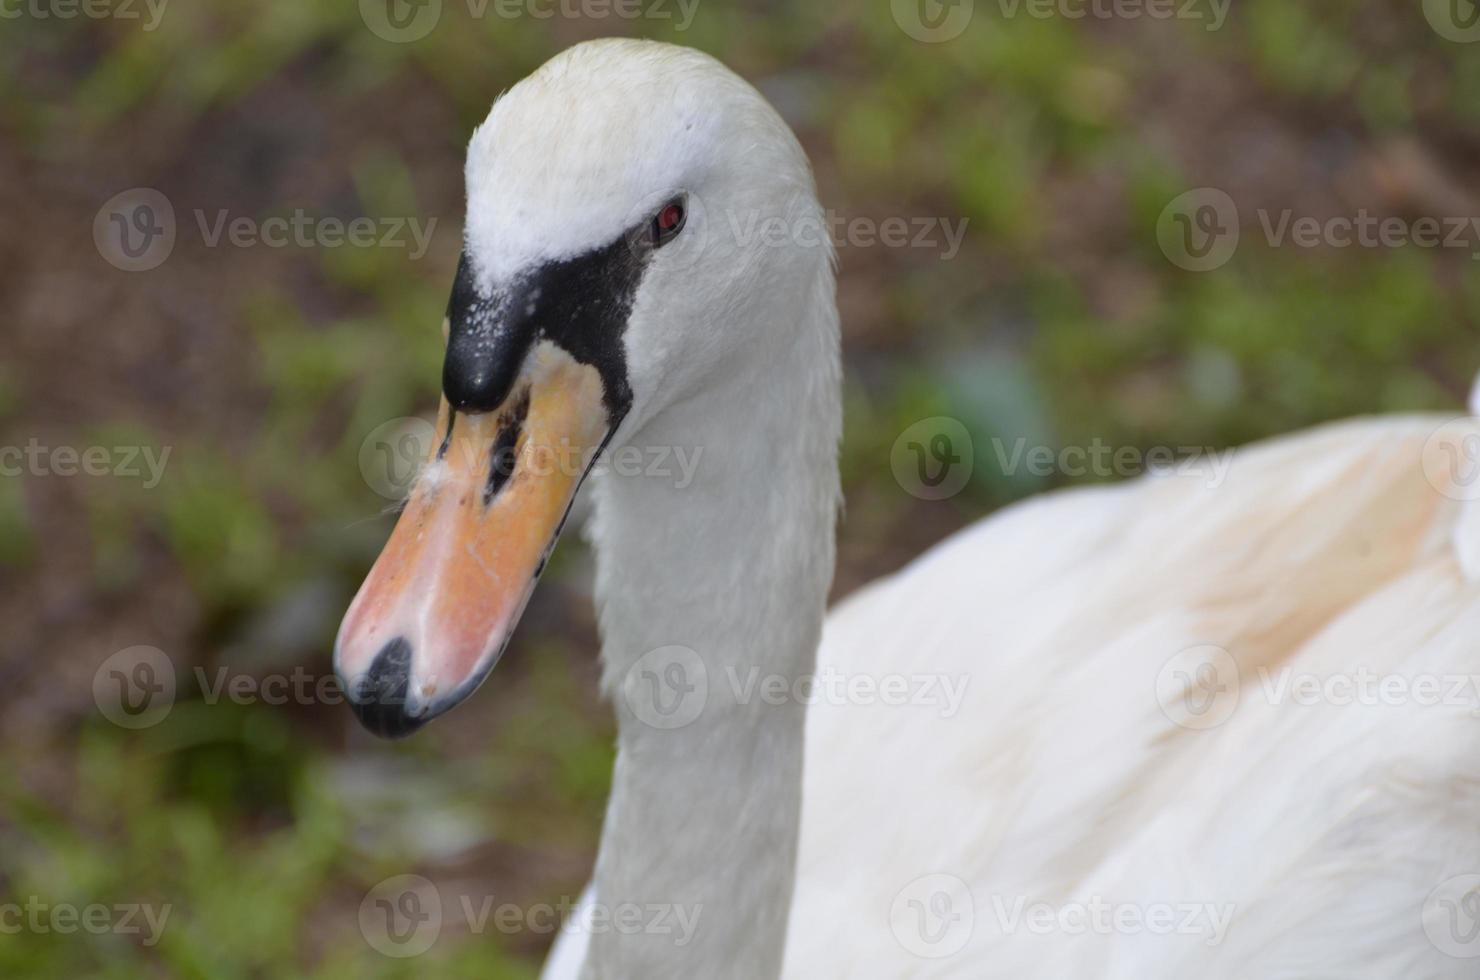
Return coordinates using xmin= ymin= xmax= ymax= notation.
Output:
xmin=335 ymin=38 xmax=1480 ymax=980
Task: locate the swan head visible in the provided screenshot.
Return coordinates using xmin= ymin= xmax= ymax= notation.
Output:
xmin=334 ymin=39 xmax=829 ymax=738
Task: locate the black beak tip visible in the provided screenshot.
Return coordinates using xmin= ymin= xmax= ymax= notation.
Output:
xmin=346 ymin=637 xmax=429 ymax=740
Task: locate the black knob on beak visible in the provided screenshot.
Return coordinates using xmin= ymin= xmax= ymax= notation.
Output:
xmin=443 ymin=252 xmax=539 ymax=414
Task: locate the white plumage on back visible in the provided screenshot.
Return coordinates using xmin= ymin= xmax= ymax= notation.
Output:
xmin=783 ymin=415 xmax=1480 ymax=978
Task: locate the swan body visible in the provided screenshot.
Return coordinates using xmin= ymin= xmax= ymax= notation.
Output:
xmin=784 ymin=415 xmax=1480 ymax=979
xmin=332 ymin=37 xmax=1480 ymax=980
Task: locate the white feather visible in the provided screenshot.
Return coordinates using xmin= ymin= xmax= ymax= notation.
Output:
xmin=784 ymin=418 xmax=1480 ymax=978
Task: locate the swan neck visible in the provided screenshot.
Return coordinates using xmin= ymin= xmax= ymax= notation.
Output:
xmin=580 ymin=284 xmax=840 ymax=979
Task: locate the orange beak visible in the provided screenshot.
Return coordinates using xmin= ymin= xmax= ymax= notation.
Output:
xmin=335 ymin=342 xmax=610 ymax=737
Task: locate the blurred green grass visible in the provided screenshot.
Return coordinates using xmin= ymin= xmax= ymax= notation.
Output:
xmin=4 ymin=1 xmax=1479 ymax=974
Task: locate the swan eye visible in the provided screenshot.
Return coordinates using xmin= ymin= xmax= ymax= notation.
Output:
xmin=651 ymin=200 xmax=686 ymax=248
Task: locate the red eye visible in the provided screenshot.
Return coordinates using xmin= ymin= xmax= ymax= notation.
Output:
xmin=652 ymin=200 xmax=686 ymax=247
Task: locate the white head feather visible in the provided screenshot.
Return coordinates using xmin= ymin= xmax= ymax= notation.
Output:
xmin=463 ymin=39 xmax=833 ymax=443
